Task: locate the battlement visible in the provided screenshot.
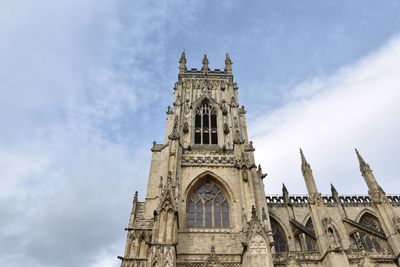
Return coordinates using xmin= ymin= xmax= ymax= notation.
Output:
xmin=266 ymin=194 xmax=400 ymax=206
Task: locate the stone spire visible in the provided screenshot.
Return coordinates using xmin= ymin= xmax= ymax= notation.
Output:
xmin=225 ymin=53 xmax=232 ymax=74
xmin=179 ymin=50 xmax=187 ymax=74
xmin=355 ymin=149 xmax=380 ymax=193
xmin=202 ymin=54 xmax=209 ymax=73
xmin=300 ymin=149 xmax=318 ymax=194
xmin=282 ymin=183 xmax=289 ymax=204
xmin=355 ymin=148 xmax=373 ymax=175
xmin=330 ymin=183 xmax=340 ymax=202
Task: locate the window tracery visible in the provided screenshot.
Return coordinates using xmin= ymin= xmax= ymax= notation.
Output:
xmin=295 ymin=218 xmax=316 ymax=252
xmin=187 ymin=178 xmax=229 ymax=228
xmin=270 ymin=217 xmax=288 ymax=252
xmin=350 ymin=213 xmax=385 ymax=252
xmin=304 ymin=218 xmax=316 ymax=251
xmin=195 ymin=101 xmax=218 ymax=145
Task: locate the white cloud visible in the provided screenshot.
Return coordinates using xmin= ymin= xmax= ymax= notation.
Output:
xmin=251 ymin=36 xmax=400 ymax=195
xmin=0 ymin=0 xmax=201 ymax=266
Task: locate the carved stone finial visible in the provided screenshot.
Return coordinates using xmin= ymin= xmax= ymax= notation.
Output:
xmin=355 ymin=148 xmax=373 ymax=175
xmin=225 ymin=53 xmax=232 ymax=74
xmin=159 ymin=176 xmax=163 ymax=189
xmin=179 ymin=50 xmax=187 ymax=74
xmin=300 ymin=148 xmax=312 ymax=176
xmin=202 ymin=54 xmax=209 ymax=73
xmin=168 ymin=115 xmax=180 ymax=140
xmin=210 ymin=245 xmax=215 ymax=253
xmin=133 ymin=191 xmax=138 ymax=202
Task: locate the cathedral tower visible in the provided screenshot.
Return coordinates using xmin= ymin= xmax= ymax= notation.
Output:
xmin=118 ymin=53 xmax=273 ymax=267
xmin=119 ymin=53 xmax=400 ymax=267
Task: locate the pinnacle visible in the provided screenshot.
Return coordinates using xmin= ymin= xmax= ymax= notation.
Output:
xmin=355 ymin=148 xmax=372 ymax=173
xmin=282 ymin=183 xmax=288 ymax=192
xmin=179 ymin=50 xmax=186 ymax=63
xmin=330 ymin=183 xmax=338 ymax=194
xmin=300 ymin=148 xmax=312 ymax=175
xmin=225 ymin=53 xmax=232 ymax=64
xmin=202 ymin=54 xmax=209 ymax=64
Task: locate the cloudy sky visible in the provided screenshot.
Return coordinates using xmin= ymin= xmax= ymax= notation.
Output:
xmin=1 ymin=1 xmax=400 ymax=266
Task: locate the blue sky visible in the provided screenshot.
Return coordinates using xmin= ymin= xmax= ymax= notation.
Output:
xmin=1 ymin=1 xmax=400 ymax=266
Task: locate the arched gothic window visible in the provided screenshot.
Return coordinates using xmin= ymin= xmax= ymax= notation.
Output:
xmin=187 ymin=178 xmax=229 ymax=228
xmin=295 ymin=218 xmax=317 ymax=251
xmin=350 ymin=213 xmax=385 ymax=252
xmin=195 ymin=101 xmax=218 ymax=145
xmin=304 ymin=218 xmax=317 ymax=251
xmin=270 ymin=217 xmax=288 ymax=252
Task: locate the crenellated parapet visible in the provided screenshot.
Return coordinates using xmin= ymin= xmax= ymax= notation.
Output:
xmin=266 ymin=194 xmax=400 ymax=207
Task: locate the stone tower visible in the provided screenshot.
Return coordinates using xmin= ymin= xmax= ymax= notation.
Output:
xmin=118 ymin=53 xmax=273 ymax=267
xmin=119 ymin=53 xmax=400 ymax=267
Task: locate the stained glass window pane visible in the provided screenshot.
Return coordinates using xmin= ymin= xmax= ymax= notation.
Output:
xmin=196 ymin=202 xmax=203 ymax=227
xmin=205 ymin=202 xmax=212 ymax=227
xmin=195 ymin=114 xmax=201 ymax=128
xmin=187 ymin=202 xmax=195 ymax=227
xmin=211 ymin=132 xmax=218 ymax=144
xmin=187 ymin=178 xmax=229 ymax=228
xmin=270 ymin=217 xmax=288 ymax=252
xmin=203 ymin=132 xmax=209 ymax=144
xmin=222 ymin=202 xmax=229 ymax=227
xmin=211 ymin=114 xmax=217 ymax=128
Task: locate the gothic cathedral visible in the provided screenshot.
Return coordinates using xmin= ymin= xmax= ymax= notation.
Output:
xmin=118 ymin=53 xmax=400 ymax=267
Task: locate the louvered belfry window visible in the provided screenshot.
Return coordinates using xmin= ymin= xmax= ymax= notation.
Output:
xmin=187 ymin=179 xmax=229 ymax=228
xmin=195 ymin=101 xmax=218 ymax=145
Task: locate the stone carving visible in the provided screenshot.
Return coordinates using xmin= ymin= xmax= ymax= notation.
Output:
xmin=150 ymin=245 xmax=175 ymax=267
xmin=272 ymin=251 xmax=321 ymax=264
xmin=223 ymin=123 xmax=229 ymax=134
xmin=166 ymin=105 xmax=173 ymax=114
xmin=235 ymin=152 xmax=255 ymax=170
xmin=230 ymin=96 xmax=238 ymax=107
xmin=368 ymin=189 xmax=385 ymax=204
xmin=308 ymin=192 xmax=323 ymax=206
xmin=204 ymin=246 xmax=221 ymax=267
xmin=181 ymin=156 xmax=235 ymax=167
xmin=249 ymin=235 xmax=267 ymax=255
xmin=322 ymin=217 xmax=340 ymax=249
xmin=242 ymin=170 xmax=248 ymax=182
xmin=392 ymin=216 xmax=400 ymax=234
xmin=174 ymin=94 xmax=182 ymax=106
xmin=184 ymin=99 xmax=190 ymax=114
xmin=168 ymin=115 xmax=180 ymax=140
xmin=257 ymin=164 xmax=267 ymax=180
xmin=183 ymin=120 xmax=189 ymax=133
xmin=238 ymin=105 xmax=246 ymax=114
xmin=221 ymin=100 xmax=228 ymax=115
xmin=233 ymin=130 xmax=244 ymax=144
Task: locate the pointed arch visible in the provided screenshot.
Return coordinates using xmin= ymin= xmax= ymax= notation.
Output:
xmin=193 ymin=98 xmax=218 ymax=145
xmin=355 ymin=208 xmax=378 ymax=223
xmin=184 ymin=171 xmax=234 ymax=201
xmin=269 ymin=216 xmax=288 ymax=252
xmin=185 ymin=172 xmax=231 ymax=228
xmin=349 ymin=211 xmax=387 ymax=252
